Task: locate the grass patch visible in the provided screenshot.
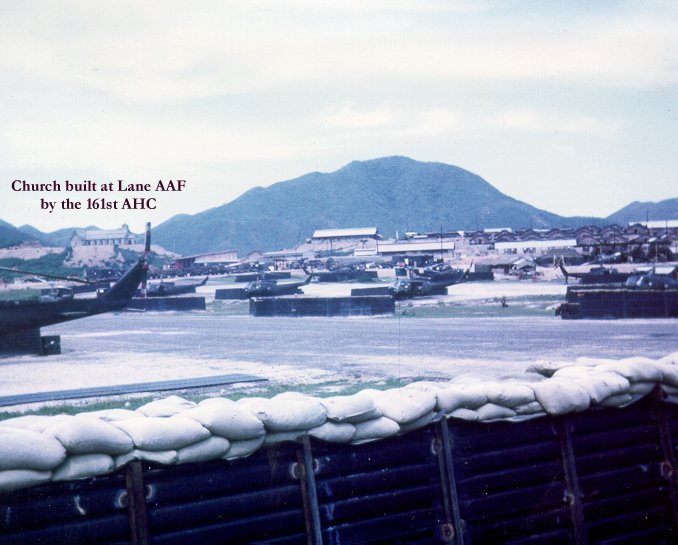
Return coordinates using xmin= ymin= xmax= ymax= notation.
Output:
xmin=0 ymin=251 xmax=78 ymax=281
xmin=0 ymin=395 xmax=160 ymax=420
xmin=394 ymin=295 xmax=562 ymax=318
xmin=0 ymin=376 xmax=433 ymax=421
xmin=0 ymin=288 xmax=41 ymax=302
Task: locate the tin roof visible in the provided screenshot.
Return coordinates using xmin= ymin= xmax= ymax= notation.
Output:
xmin=312 ymin=228 xmax=378 ymax=238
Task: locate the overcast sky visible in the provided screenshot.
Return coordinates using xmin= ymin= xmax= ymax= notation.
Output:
xmin=0 ymin=1 xmax=676 ymax=234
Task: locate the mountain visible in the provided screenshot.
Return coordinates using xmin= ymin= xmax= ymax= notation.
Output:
xmin=17 ymin=225 xmax=97 ymax=247
xmin=153 ymin=156 xmax=602 ymax=255
xmin=605 ymin=198 xmax=678 ymax=226
xmin=0 ymin=219 xmax=33 ymax=248
xmin=3 ymin=157 xmax=676 ymax=255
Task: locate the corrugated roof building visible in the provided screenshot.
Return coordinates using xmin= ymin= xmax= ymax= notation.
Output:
xmin=311 ymin=227 xmax=380 ymax=240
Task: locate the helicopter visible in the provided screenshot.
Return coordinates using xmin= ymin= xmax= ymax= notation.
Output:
xmin=556 ymin=257 xmax=630 ymax=285
xmin=0 ymin=223 xmax=151 ymax=355
xmin=243 ymin=272 xmax=313 ymax=297
xmin=388 ymin=264 xmax=470 ymax=299
xmin=141 ymin=276 xmax=209 ymax=297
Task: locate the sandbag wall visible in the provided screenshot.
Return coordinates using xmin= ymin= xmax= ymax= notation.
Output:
xmin=2 ymin=399 xmax=678 ymax=544
xmin=450 ymin=400 xmax=678 ymax=544
xmin=2 ymin=352 xmax=678 ymax=544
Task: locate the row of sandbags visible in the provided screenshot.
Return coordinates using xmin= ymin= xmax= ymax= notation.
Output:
xmin=0 ymin=352 xmax=676 ymax=493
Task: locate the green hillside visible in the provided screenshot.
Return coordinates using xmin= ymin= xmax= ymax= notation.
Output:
xmin=605 ymin=198 xmax=678 ymax=226
xmin=153 ymin=156 xmax=598 ymax=255
xmin=0 ymin=219 xmax=33 ymax=248
xmin=3 ymin=157 xmax=676 ymax=256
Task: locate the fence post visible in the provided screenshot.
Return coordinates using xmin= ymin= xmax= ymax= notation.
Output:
xmin=653 ymin=388 xmax=678 ymax=536
xmin=294 ymin=435 xmax=323 ymax=545
xmin=125 ymin=460 xmax=150 ymax=545
xmin=434 ymin=417 xmax=464 ymax=544
xmin=554 ymin=416 xmax=588 ymax=545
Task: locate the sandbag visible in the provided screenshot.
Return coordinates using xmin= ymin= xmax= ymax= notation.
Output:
xmin=113 ymin=416 xmax=210 ymax=451
xmin=627 ymin=382 xmax=656 ymax=396
xmin=506 ymin=414 xmax=546 ymax=423
xmin=177 ymin=436 xmax=231 ymax=464
xmin=513 ymin=401 xmax=546 ymax=416
xmin=308 ymin=422 xmax=356 ymax=443
xmin=599 ymin=358 xmax=664 ymax=384
xmin=448 ymin=408 xmax=479 ymax=421
xmin=116 ymin=449 xmax=178 ymax=469
xmin=399 ymin=411 xmax=437 ymax=433
xmin=0 ymin=415 xmax=56 ymax=430
xmin=2 ymin=414 xmax=72 ymax=433
xmin=575 ymin=357 xmax=618 ymax=367
xmin=532 ymin=378 xmax=591 ymax=415
xmin=352 ymin=417 xmax=399 ymax=444
xmin=436 ymin=384 xmax=488 ymax=412
xmin=75 ymin=409 xmax=138 ymax=421
xmin=0 ymin=469 xmax=52 ymax=492
xmin=476 ymin=403 xmax=518 ymax=422
xmin=404 ymin=381 xmax=444 ymax=393
xmin=0 ymin=428 xmax=67 ymax=471
xmin=238 ymin=394 xmax=326 ymax=432
xmin=183 ymin=398 xmax=265 ymax=440
xmin=263 ymin=430 xmax=304 ymax=445
xmin=656 ymin=363 xmax=678 ymax=386
xmin=658 ymin=352 xmax=678 ymax=366
xmin=482 ymin=382 xmax=536 ymax=407
xmin=52 ymin=454 xmax=114 ymax=482
xmin=554 ymin=370 xmax=630 ymax=404
xmin=662 ymin=385 xmax=678 ymax=396
xmin=224 ymin=436 xmax=265 ymax=460
xmin=365 ymin=388 xmax=436 ymax=425
xmin=319 ymin=392 xmax=382 ymax=424
xmin=137 ymin=395 xmax=197 ymax=417
xmin=525 ymin=360 xmax=568 ymax=377
xmin=599 ymin=393 xmax=637 ymax=407
xmin=553 ymin=365 xmax=597 ymax=379
xmin=44 ymin=415 xmax=134 ymax=455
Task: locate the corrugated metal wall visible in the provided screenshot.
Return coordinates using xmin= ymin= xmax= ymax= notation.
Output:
xmin=2 ymin=394 xmax=678 ymax=544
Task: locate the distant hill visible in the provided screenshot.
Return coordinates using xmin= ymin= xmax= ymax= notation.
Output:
xmin=153 ymin=156 xmax=604 ymax=255
xmin=0 ymin=219 xmax=33 ymax=248
xmin=3 ymin=157 xmax=677 ymax=255
xmin=17 ymin=225 xmax=98 ymax=248
xmin=605 ymin=198 xmax=678 ymax=226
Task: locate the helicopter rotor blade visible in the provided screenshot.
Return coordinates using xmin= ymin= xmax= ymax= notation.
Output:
xmin=0 ymin=266 xmax=94 ymax=284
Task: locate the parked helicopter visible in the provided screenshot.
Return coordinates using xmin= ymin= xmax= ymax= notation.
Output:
xmin=0 ymin=223 xmax=151 ymax=355
xmin=243 ymin=272 xmax=313 ymax=297
xmin=414 ymin=262 xmax=470 ymax=282
xmin=388 ymin=264 xmax=470 ymax=299
xmin=556 ymin=258 xmax=630 ymax=285
xmin=625 ymin=265 xmax=678 ymax=289
xmin=141 ymin=276 xmax=209 ymax=297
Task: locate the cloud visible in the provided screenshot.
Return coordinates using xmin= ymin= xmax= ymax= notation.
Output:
xmin=0 ymin=4 xmax=676 ymax=104
xmin=318 ymin=105 xmax=618 ymax=138
xmin=322 ymin=105 xmax=396 ymax=128
xmin=481 ymin=108 xmax=620 ymax=135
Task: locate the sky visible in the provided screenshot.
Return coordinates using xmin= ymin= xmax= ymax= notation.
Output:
xmin=0 ymin=0 xmax=676 ymax=235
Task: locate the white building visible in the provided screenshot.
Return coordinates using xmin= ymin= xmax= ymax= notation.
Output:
xmin=70 ymin=224 xmax=136 ymax=247
xmin=311 ymin=227 xmax=380 ymax=241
